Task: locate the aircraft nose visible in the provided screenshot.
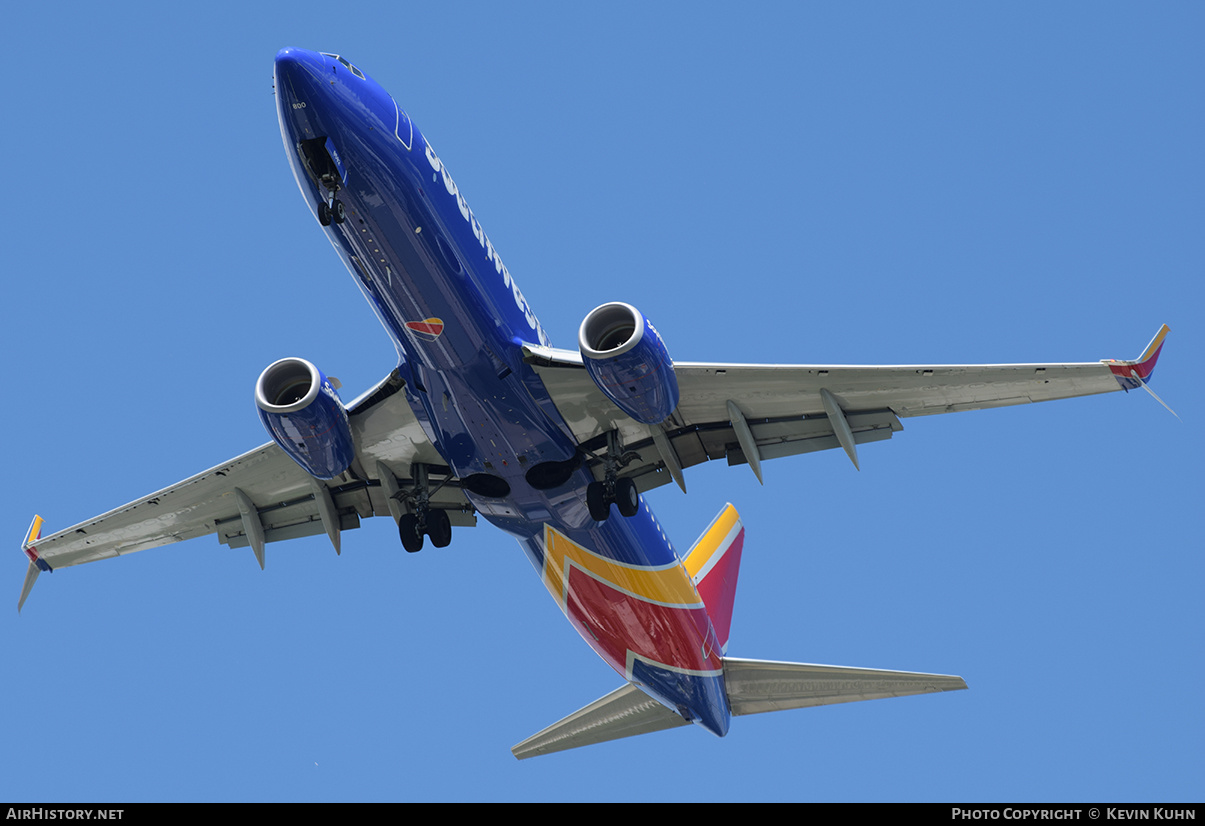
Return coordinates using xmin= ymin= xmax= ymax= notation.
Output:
xmin=274 ymin=47 xmax=326 ymax=84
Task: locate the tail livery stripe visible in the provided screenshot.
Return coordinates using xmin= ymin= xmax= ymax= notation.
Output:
xmin=541 ymin=524 xmax=703 ymax=610
xmin=539 ymin=524 xmax=722 ymax=681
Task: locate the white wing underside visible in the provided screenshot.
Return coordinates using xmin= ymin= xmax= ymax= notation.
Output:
xmin=523 ymin=344 xmax=1124 ymax=493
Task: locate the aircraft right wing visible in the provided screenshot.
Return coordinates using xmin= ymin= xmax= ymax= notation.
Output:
xmin=18 ymin=369 xmax=475 ymax=611
xmin=524 ymin=325 xmax=1170 ymax=491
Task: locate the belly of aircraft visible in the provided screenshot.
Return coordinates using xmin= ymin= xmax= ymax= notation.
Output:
xmin=279 ymin=76 xmax=731 ymax=735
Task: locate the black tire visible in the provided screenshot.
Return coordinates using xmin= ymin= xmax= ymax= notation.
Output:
xmin=332 ymin=200 xmax=346 ymax=224
xmin=427 ymin=509 xmax=452 ymax=548
xmin=586 ymin=481 xmax=610 ymax=522
xmin=615 ymin=477 xmax=640 ymax=518
xmin=398 ymin=513 xmax=424 ymax=553
xmin=317 ymin=202 xmax=332 ymax=227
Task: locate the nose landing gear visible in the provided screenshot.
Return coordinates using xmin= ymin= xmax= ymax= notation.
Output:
xmin=296 ymin=137 xmax=348 ymax=227
xmin=317 ymin=197 xmax=346 ymax=227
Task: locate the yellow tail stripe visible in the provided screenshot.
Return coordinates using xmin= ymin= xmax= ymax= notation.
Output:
xmin=1138 ymin=324 xmax=1171 ymax=363
xmin=23 ymin=515 xmax=44 ymax=548
xmin=683 ymin=504 xmax=740 ymax=580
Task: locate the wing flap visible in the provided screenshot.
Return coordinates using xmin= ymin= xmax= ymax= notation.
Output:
xmin=511 ymin=682 xmax=689 ymax=760
xmin=581 ymin=410 xmax=903 ymax=494
xmin=731 ymin=409 xmax=901 ymax=464
xmin=220 ymin=509 xmax=362 ymax=549
xmin=723 ymin=657 xmax=968 ymax=716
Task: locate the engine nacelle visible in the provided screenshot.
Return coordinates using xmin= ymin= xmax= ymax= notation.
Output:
xmin=578 ymin=302 xmax=679 ymax=425
xmin=255 ymin=358 xmax=354 ymax=479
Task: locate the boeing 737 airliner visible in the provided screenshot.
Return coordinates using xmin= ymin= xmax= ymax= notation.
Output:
xmin=17 ymin=48 xmax=1170 ymax=758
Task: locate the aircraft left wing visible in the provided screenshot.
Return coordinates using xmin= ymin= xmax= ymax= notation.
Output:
xmin=524 ymin=325 xmax=1169 ymax=491
xmin=18 ymin=369 xmax=474 ymax=611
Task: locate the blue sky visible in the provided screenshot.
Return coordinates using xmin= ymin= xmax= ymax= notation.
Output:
xmin=3 ymin=1 xmax=1201 ymax=803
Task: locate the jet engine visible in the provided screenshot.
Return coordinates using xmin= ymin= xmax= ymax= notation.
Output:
xmin=578 ymin=302 xmax=679 ymax=425
xmin=255 ymin=357 xmax=355 ymax=479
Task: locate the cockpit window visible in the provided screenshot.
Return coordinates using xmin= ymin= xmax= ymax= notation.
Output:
xmin=321 ymin=53 xmax=365 ymax=80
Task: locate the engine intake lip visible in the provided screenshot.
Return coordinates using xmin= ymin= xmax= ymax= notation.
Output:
xmin=256 ymin=358 xmax=322 ymax=413
xmin=579 ymin=302 xmax=645 ymax=360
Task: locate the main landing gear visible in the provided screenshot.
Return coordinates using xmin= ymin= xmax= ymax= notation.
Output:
xmin=586 ymin=430 xmax=641 ymax=522
xmin=393 ymin=463 xmax=453 ymax=553
xmin=398 ymin=508 xmax=450 ymax=553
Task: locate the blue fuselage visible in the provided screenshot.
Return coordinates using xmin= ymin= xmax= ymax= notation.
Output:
xmin=273 ymin=48 xmax=729 ymax=735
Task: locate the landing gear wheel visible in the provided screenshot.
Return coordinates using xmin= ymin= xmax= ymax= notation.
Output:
xmin=615 ymin=477 xmax=640 ymax=518
xmin=587 ymin=429 xmax=644 ymax=523
xmin=332 ymin=199 xmax=346 ymax=224
xmin=427 ymin=509 xmax=452 ymax=548
xmin=317 ymin=202 xmax=332 ymax=226
xmin=398 ymin=513 xmax=424 ymax=553
xmin=586 ymin=481 xmax=610 ymax=522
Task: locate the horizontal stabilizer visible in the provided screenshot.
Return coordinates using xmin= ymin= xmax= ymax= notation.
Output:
xmin=511 ymin=682 xmax=688 ymax=760
xmin=513 ymin=657 xmax=966 ymax=759
xmin=723 ymin=657 xmax=967 ymax=716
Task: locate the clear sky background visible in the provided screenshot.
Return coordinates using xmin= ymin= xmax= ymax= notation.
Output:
xmin=3 ymin=1 xmax=1201 ymax=803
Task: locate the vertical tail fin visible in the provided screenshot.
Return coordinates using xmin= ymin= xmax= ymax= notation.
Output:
xmin=683 ymin=503 xmax=744 ymax=652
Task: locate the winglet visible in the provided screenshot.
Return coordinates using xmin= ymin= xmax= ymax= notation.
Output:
xmin=18 ymin=515 xmax=50 ymax=613
xmin=1104 ymin=324 xmax=1170 ymax=389
xmin=23 ymin=514 xmax=44 ymax=552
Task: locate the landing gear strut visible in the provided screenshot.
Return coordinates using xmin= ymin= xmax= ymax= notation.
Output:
xmin=586 ymin=431 xmax=641 ymax=522
xmin=393 ymin=463 xmax=453 ymax=552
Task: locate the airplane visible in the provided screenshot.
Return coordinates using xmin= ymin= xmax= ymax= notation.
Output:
xmin=16 ymin=47 xmax=1171 ymax=759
